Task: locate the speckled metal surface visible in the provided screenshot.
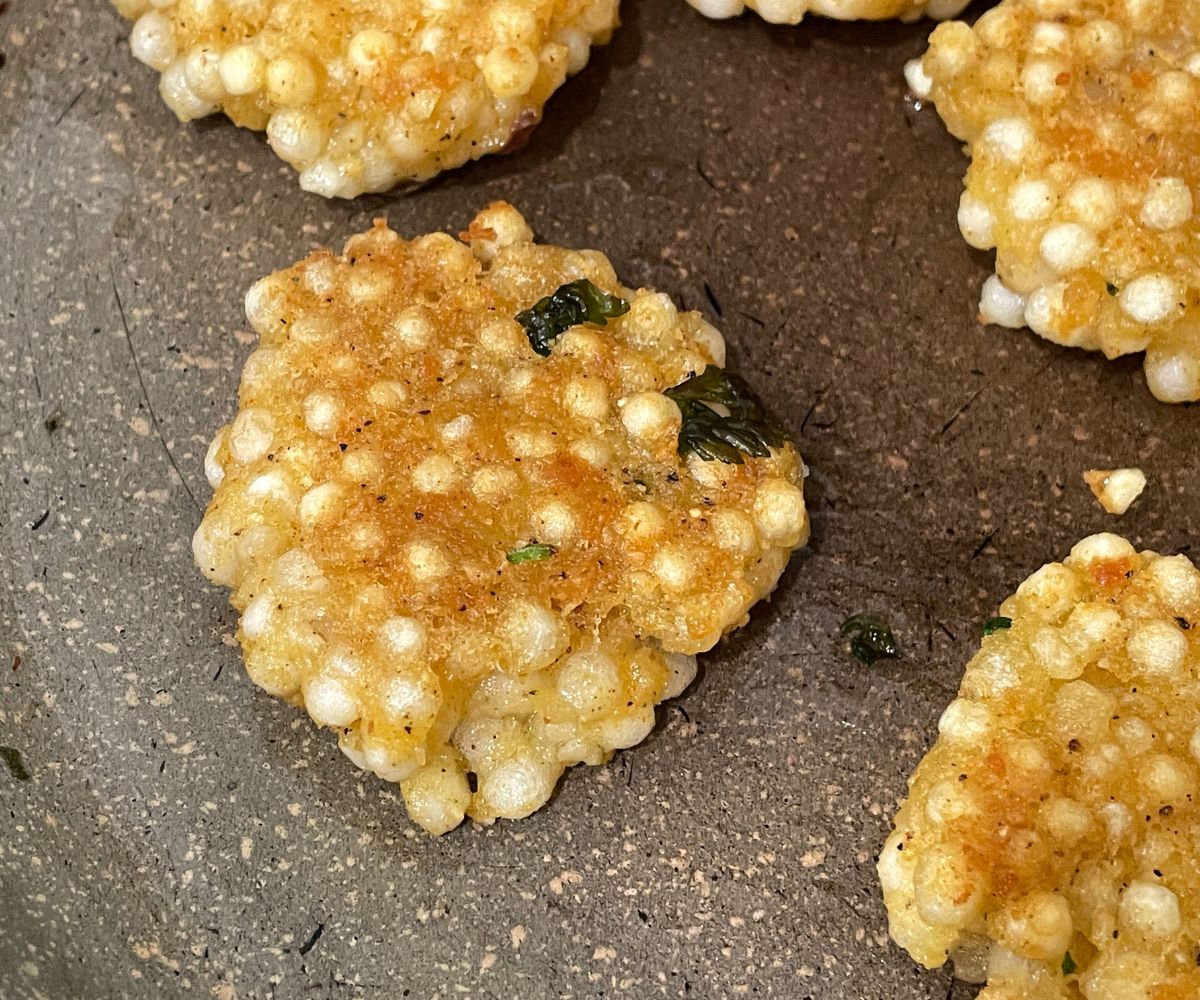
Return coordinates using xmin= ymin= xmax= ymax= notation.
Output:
xmin=1 ymin=2 xmax=1196 ymax=998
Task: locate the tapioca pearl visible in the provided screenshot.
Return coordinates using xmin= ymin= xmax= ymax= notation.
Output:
xmin=691 ymin=318 xmax=727 ymax=367
xmin=936 ymin=699 xmax=992 ymax=742
xmin=505 ymin=366 xmax=536 ymax=395
xmin=595 ymin=706 xmax=656 ymax=750
xmin=619 ymin=391 xmax=681 ymax=443
xmin=470 ymin=464 xmax=519 ymax=501
xmin=1065 ymin=177 xmax=1118 ymax=229
xmin=304 ymin=674 xmax=360 ymax=727
xmin=978 ymin=275 xmax=1026 ymax=328
xmin=708 ymin=508 xmax=757 ymax=555
xmin=1140 ymin=178 xmax=1193 ymax=230
xmin=532 ymin=501 xmax=577 ymax=545
xmin=506 ymin=427 xmax=557 ymax=459
xmin=981 ymin=117 xmax=1035 ymax=162
xmin=193 ymin=520 xmax=237 ymax=586
xmin=488 ymin=1 xmax=538 ymax=44
xmin=1060 ymin=603 xmax=1122 ymax=658
xmin=361 ymin=380 xmax=406 ymax=410
xmin=411 ymin=455 xmax=458 ymax=493
xmin=1119 ymin=274 xmax=1181 ymax=325
xmin=993 ymin=892 xmax=1073 ymax=963
xmin=219 ymin=45 xmax=265 ymax=96
xmin=1050 ymin=680 xmax=1114 ymax=744
xmin=287 ymin=314 xmax=333 ymax=346
xmin=383 ymin=671 xmax=440 ymax=725
xmin=753 ymin=478 xmax=807 ymax=546
xmin=1144 ymin=349 xmax=1200 ymax=404
xmin=1030 ymin=626 xmax=1083 ymax=680
xmin=957 ymin=193 xmax=995 ymax=250
xmin=298 ymin=482 xmax=342 ymax=527
xmin=240 ymin=592 xmax=276 ymax=640
xmin=346 ymin=268 xmax=393 ymax=304
xmin=228 ymin=408 xmax=274 ymax=464
xmin=1126 ymin=620 xmax=1188 ymax=678
xmin=1029 ymin=21 xmax=1070 ymax=55
xmin=556 ymin=328 xmax=608 ymax=361
xmin=239 ymin=521 xmax=287 ymax=567
xmin=620 ymin=501 xmax=666 ymax=542
xmin=359 ymin=741 xmax=419 ymax=783
xmin=1039 ymin=223 xmax=1096 ymax=273
xmin=923 ymin=779 xmax=978 ymax=827
xmin=623 ymin=292 xmax=678 ymax=349
xmin=130 ymin=11 xmax=175 ymax=70
xmin=903 ymin=58 xmax=933 ymax=99
xmin=563 ymin=377 xmax=610 ymax=421
xmin=1142 ymin=754 xmax=1195 ymax=806
xmin=264 ymin=53 xmax=316 ymax=107
xmin=1144 ymin=554 xmax=1200 ymax=618
xmin=376 ymin=617 xmax=427 ymax=663
xmin=266 ymin=110 xmax=328 ymax=164
xmin=661 ymin=652 xmax=698 ymax=699
xmin=557 ymin=651 xmax=622 ymax=719
xmin=1118 ymin=881 xmax=1181 ymax=939
xmin=480 ymin=43 xmax=539 ymax=98
xmin=271 ymin=549 xmax=324 ymax=591
xmin=1076 ymin=19 xmax=1124 ymax=67
xmin=568 ymin=436 xmax=612 ymax=469
xmin=926 ymin=21 xmax=978 ymax=78
xmin=347 ymin=28 xmax=398 ymax=71
xmin=1023 ymin=283 xmax=1069 ymax=340
xmin=1154 ymin=70 xmax=1195 ymax=108
xmin=502 ymin=600 xmax=568 ymax=673
xmin=405 ymin=541 xmax=449 ymax=583
xmin=302 ymin=392 xmax=341 ymax=436
xmin=348 ymin=520 xmax=385 ymax=558
xmin=438 ymin=415 xmax=473 ymax=446
xmin=159 ymin=59 xmax=215 ymax=119
xmin=481 ymin=756 xmax=556 ymax=819
xmin=400 ymin=755 xmax=471 ymax=836
xmin=342 ymin=449 xmax=383 ymax=486
xmin=912 ymin=844 xmax=987 ymax=925
xmin=1071 ymin=534 xmax=1138 ymax=569
xmin=203 ymin=427 xmax=228 ymax=488
xmin=1039 ymin=797 xmax=1093 ymax=845
xmin=477 ymin=318 xmax=528 ymax=358
xmin=1008 ymin=180 xmax=1055 ymax=221
xmin=453 ymin=717 xmax=505 ymax=766
xmin=651 ymin=545 xmax=696 ymax=593
xmin=183 ymin=46 xmax=224 ymax=103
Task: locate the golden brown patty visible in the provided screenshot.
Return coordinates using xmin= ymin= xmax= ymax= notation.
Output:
xmin=880 ymin=533 xmax=1200 ymax=998
xmin=909 ymin=0 xmax=1200 ymax=402
xmin=112 ymin=0 xmax=618 ymax=197
xmin=194 ymin=203 xmax=809 ymax=833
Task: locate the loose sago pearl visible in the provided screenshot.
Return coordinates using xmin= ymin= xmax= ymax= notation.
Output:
xmin=978 ymin=275 xmax=1027 ymax=328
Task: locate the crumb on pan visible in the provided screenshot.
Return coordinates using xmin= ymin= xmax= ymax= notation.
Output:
xmin=879 ymin=533 xmax=1200 ymax=997
xmin=194 ymin=203 xmax=809 ymax=834
xmin=685 ymin=0 xmax=967 ymax=25
xmin=111 ymin=0 xmax=618 ymax=197
xmin=1084 ymin=467 xmax=1146 ymax=516
xmin=911 ymin=0 xmax=1200 ymax=403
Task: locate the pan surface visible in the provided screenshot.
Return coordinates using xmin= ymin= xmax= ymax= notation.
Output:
xmin=1 ymin=1 xmax=1196 ymax=997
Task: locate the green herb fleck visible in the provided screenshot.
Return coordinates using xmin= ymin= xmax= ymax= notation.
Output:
xmin=1105 ymin=282 xmax=1119 ymax=296
xmin=516 ymin=279 xmax=629 ymax=357
xmin=0 ymin=746 xmax=30 ymax=782
xmin=664 ymin=366 xmax=789 ymax=464
xmin=1061 ymin=951 xmax=1077 ymax=976
xmin=506 ymin=542 xmax=557 ymax=564
xmin=840 ymin=614 xmax=900 ymax=665
xmin=983 ymin=615 xmax=1013 ymax=636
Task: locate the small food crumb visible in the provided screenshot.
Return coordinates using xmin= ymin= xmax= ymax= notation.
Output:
xmin=1084 ymin=467 xmax=1147 ymax=516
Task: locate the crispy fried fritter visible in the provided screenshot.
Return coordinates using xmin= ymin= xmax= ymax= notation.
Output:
xmin=112 ymin=0 xmax=617 ymax=197
xmin=880 ymin=534 xmax=1200 ymax=998
xmin=909 ymin=0 xmax=1200 ymax=402
xmin=194 ymin=203 xmax=809 ymax=834
xmin=685 ymin=0 xmax=966 ymax=25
